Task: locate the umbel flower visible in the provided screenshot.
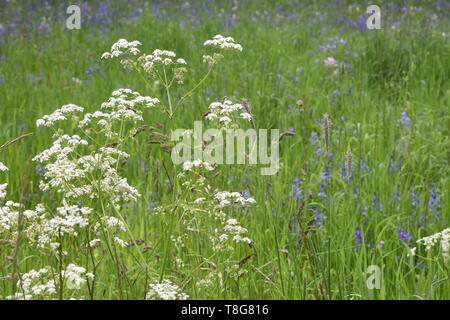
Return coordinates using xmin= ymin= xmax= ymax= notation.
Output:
xmin=203 ymin=34 xmax=243 ymax=51
xmin=5 ymin=34 xmax=247 ymax=300
xmin=7 ymin=264 xmax=94 ymax=300
xmin=205 ymin=99 xmax=252 ymax=128
xmin=146 ymin=279 xmax=188 ymax=300
xmin=413 ymin=228 xmax=449 ymax=262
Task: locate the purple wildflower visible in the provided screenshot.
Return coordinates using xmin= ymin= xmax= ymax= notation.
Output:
xmin=355 ymin=227 xmax=362 ymax=246
xmin=401 ymin=111 xmax=411 ymax=129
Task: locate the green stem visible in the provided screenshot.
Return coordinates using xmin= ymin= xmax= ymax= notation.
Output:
xmin=175 ymin=62 xmax=216 ymax=110
xmin=163 ymin=67 xmax=174 ymax=118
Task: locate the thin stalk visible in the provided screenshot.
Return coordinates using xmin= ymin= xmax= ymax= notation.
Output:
xmin=175 ymin=62 xmax=216 ymax=110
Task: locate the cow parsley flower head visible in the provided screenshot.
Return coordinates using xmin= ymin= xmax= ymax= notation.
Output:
xmin=324 ymin=57 xmax=339 ymax=67
xmin=101 ymin=39 xmax=142 ymax=59
xmin=136 ymin=49 xmax=188 ymax=82
xmin=36 ymin=104 xmax=84 ymax=127
xmin=204 ymin=34 xmax=243 ymax=51
xmin=146 ymin=279 xmax=188 ymax=300
xmin=205 ymin=99 xmax=250 ymax=128
xmin=0 ymin=183 xmax=7 ymax=200
xmin=217 ymin=218 xmax=252 ymax=245
xmin=182 ymin=159 xmax=214 ymax=172
xmin=7 ymin=264 xmax=94 ymax=299
xmin=79 ymin=89 xmax=159 ymax=138
xmin=417 ymin=228 xmax=450 ymax=262
xmin=0 ymin=162 xmax=8 ymax=171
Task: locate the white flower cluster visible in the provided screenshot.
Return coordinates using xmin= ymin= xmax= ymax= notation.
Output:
xmin=146 ymin=279 xmax=189 ymax=300
xmin=0 ymin=182 xmax=7 ymax=200
xmin=0 ymin=161 xmax=8 ymax=200
xmin=324 ymin=57 xmax=339 ymax=67
xmin=218 ymin=218 xmax=252 ymax=245
xmin=204 ymin=35 xmax=243 ymax=51
xmin=33 ymin=135 xmax=139 ymax=204
xmin=7 ymin=267 xmax=55 ymax=300
xmin=0 ymin=201 xmax=20 ymax=235
xmin=101 ymin=39 xmax=142 ymax=59
xmin=140 ymin=49 xmax=186 ymax=69
xmin=0 ymin=161 xmax=8 ymax=171
xmin=33 ymin=134 xmax=88 ymax=162
xmin=214 ymin=191 xmax=256 ymax=208
xmin=182 ymin=159 xmax=214 ymax=172
xmin=36 ymin=104 xmax=84 ymax=127
xmin=64 ymin=264 xmax=95 ymax=290
xmin=1 ymin=196 xmax=122 ymax=252
xmin=136 ymin=49 xmax=188 ymax=83
xmin=205 ymin=99 xmax=252 ymax=127
xmin=7 ymin=264 xmax=93 ymax=300
xmin=16 ymin=202 xmax=91 ymax=249
xmin=94 ymin=216 xmax=126 ymax=234
xmin=79 ymin=89 xmax=159 ymax=138
xmin=415 ymin=228 xmax=450 ymax=262
xmin=89 ymin=238 xmax=102 ymax=248
xmin=323 ymin=57 xmax=341 ymax=76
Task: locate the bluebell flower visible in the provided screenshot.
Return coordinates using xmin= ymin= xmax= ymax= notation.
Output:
xmin=18 ymin=119 xmax=26 ymax=132
xmin=353 ymin=186 xmax=359 ymax=198
xmin=291 ymin=178 xmax=302 ymax=200
xmin=401 ymin=111 xmax=411 ymax=129
xmin=396 ymin=226 xmax=411 ymax=246
xmin=362 ymin=206 xmax=368 ymax=217
xmin=36 ymin=165 xmax=46 ymax=176
xmin=315 ymin=146 xmax=322 ymax=158
xmin=312 ymin=206 xmax=327 ymax=228
xmin=389 ymin=154 xmax=394 ymax=174
xmin=428 ymin=184 xmax=441 ymax=219
xmin=360 ymin=157 xmax=370 ymax=172
xmin=355 ymin=227 xmax=362 ymax=246
xmin=321 ymin=165 xmax=331 ymax=182
xmin=411 ymin=192 xmax=420 ymax=212
xmin=318 ymin=184 xmax=326 ymax=198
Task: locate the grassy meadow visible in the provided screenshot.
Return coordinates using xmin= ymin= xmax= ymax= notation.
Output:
xmin=0 ymin=0 xmax=448 ymax=300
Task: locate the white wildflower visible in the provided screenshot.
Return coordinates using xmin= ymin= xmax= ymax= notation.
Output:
xmin=101 ymin=39 xmax=142 ymax=60
xmin=324 ymin=57 xmax=339 ymax=67
xmin=417 ymin=228 xmax=450 ymax=262
xmin=146 ymin=279 xmax=188 ymax=300
xmin=0 ymin=162 xmax=8 ymax=171
xmin=36 ymin=104 xmax=84 ymax=127
xmin=204 ymin=34 xmax=243 ymax=51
